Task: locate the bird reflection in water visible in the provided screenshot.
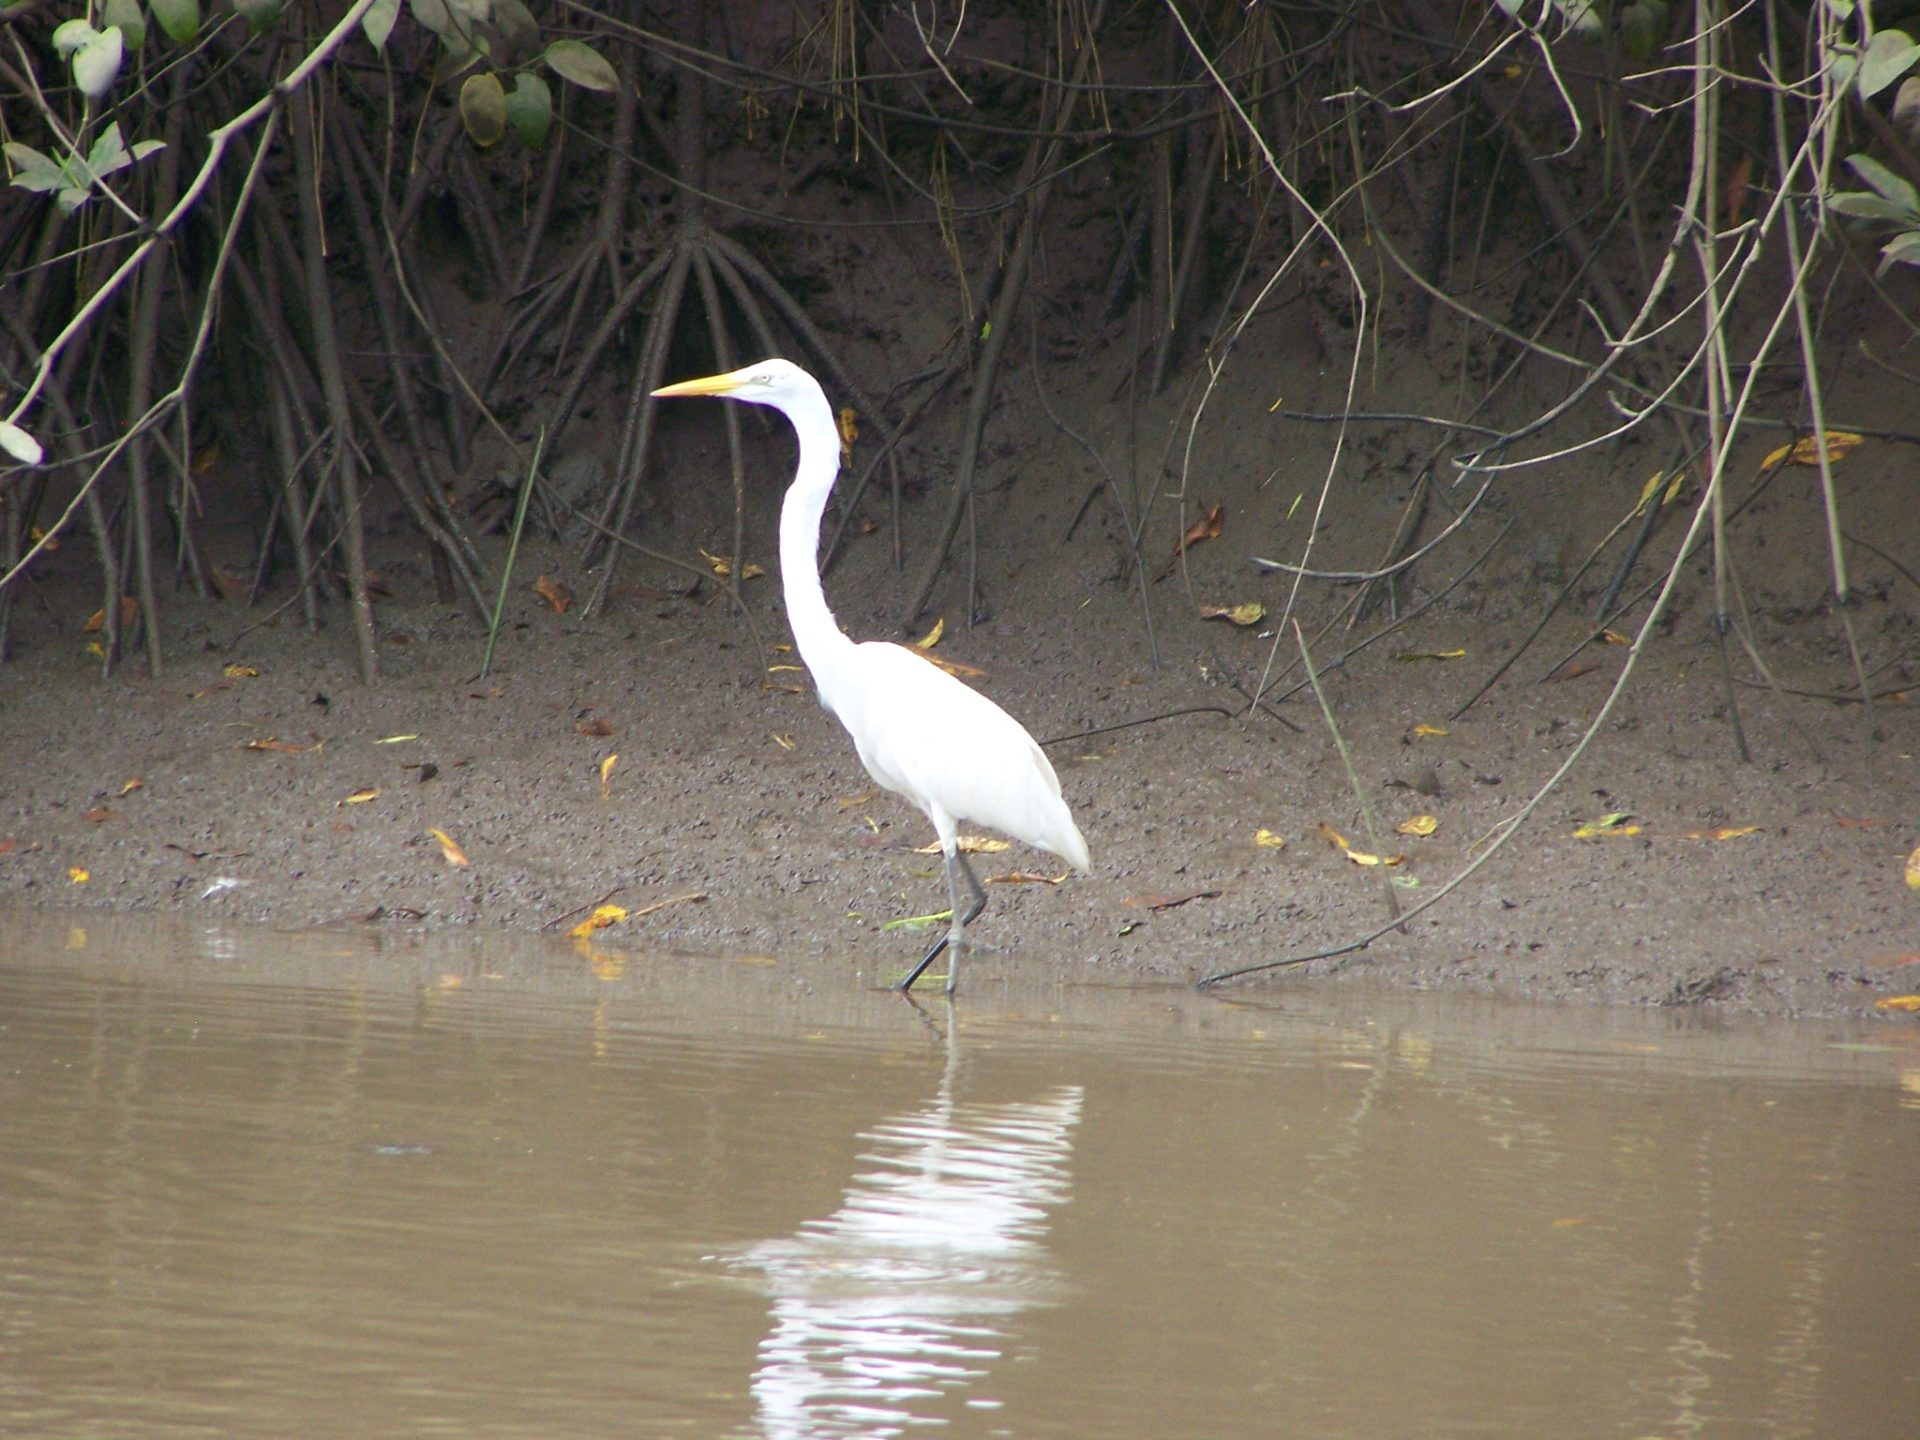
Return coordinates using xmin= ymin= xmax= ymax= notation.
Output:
xmin=731 ymin=1074 xmax=1085 ymax=1438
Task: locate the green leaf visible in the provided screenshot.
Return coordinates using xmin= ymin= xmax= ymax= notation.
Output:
xmin=1845 ymin=152 xmax=1920 ymax=213
xmin=1877 ymin=229 xmax=1920 ymax=274
xmin=87 ymin=121 xmax=127 ymax=173
xmin=104 ymin=0 xmax=145 ymax=50
xmin=1860 ymin=28 xmax=1920 ymax=98
xmin=149 ymin=0 xmax=201 ymax=44
xmin=71 ymin=27 xmax=125 ymax=99
xmin=504 ymin=71 xmax=551 ymax=148
xmin=4 ymin=141 xmax=67 ymax=193
xmin=543 ymin=37 xmax=617 ymax=92
xmin=1828 ymin=190 xmax=1918 ymax=223
xmin=1620 ymin=0 xmax=1666 ymax=62
xmin=492 ymin=0 xmax=539 ymax=58
xmin=459 ymin=71 xmax=507 ymax=146
xmin=230 ymin=0 xmax=285 ymax=36
xmin=361 ymin=0 xmax=400 ymax=52
xmin=0 ymin=419 xmax=44 ymax=466
xmin=409 ymin=0 xmax=457 ymax=41
xmin=431 ymin=34 xmax=485 ymax=82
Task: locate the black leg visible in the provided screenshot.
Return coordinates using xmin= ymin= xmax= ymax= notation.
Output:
xmin=896 ymin=849 xmax=989 ymax=993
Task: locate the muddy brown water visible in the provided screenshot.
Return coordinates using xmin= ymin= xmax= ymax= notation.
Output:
xmin=2 ymin=912 xmax=1916 ymax=1439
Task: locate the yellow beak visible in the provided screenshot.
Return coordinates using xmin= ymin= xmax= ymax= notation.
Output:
xmin=651 ymin=368 xmax=754 ymax=398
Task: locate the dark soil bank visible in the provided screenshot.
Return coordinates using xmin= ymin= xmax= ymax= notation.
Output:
xmin=3 ymin=449 xmax=1917 ymax=1022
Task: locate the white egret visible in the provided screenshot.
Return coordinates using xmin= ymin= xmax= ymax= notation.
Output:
xmin=652 ymin=358 xmax=1090 ymax=993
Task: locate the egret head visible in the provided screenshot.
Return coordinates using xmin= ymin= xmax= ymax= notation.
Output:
xmin=651 ymin=358 xmax=816 ymax=410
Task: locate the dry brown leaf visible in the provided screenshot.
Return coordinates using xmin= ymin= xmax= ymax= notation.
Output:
xmin=986 ymin=870 xmax=1071 ymax=886
xmin=83 ymin=808 xmax=120 ymax=824
xmin=223 ymin=663 xmax=260 ymax=679
xmin=836 ymin=790 xmax=880 ymax=810
xmin=926 ymin=654 xmax=989 ymax=680
xmin=630 ymin=890 xmax=707 ymax=919
xmin=429 ymin=827 xmax=470 ymax=868
xmin=81 ymin=596 xmax=139 ymax=634
xmin=1121 ymin=889 xmax=1222 ymax=911
xmin=576 ymin=717 xmax=615 ymax=737
xmin=1545 ymin=661 xmax=1600 ymax=683
xmin=1162 ymin=504 xmax=1226 ymax=574
xmin=533 ymin=575 xmax=572 ymax=614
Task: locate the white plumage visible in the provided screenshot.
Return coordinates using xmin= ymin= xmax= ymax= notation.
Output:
xmin=653 ymin=358 xmax=1089 ymax=992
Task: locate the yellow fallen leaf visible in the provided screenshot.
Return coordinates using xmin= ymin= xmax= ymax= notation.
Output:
xmin=916 ymin=617 xmax=945 ymax=649
xmin=1573 ymin=818 xmax=1642 ymax=838
xmin=429 ymin=828 xmax=470 ymax=867
xmin=343 ymin=787 xmax=381 ymax=804
xmin=569 ymin=904 xmax=629 ymax=939
xmin=986 ymin=870 xmax=1072 ymax=886
xmin=837 ymin=407 xmax=859 ymax=462
xmin=1316 ymin=821 xmax=1351 ymax=850
xmin=85 ymin=641 xmax=104 ymax=657
xmin=68 ymin=866 xmax=89 ymax=884
xmin=767 ymin=663 xmax=806 ymax=673
xmin=223 ymin=663 xmax=260 ymax=679
xmin=1396 ymin=814 xmax=1439 ymax=837
xmin=599 ymin=753 xmax=618 ymax=799
xmin=1199 ymin=602 xmax=1266 ymax=626
xmin=118 ymin=777 xmax=144 ymax=796
xmin=1907 ymin=844 xmax=1920 ymax=890
xmin=1874 ymin=995 xmax=1920 ymax=1012
xmin=1676 ymin=825 xmax=1763 ymax=841
xmin=1635 ymin=468 xmax=1683 ymax=513
xmin=374 ymin=734 xmax=420 ymax=745
xmin=1254 ymin=828 xmax=1287 ymax=849
xmin=533 ymin=574 xmax=572 ymax=614
xmin=1761 ymin=431 xmax=1864 ymax=470
xmin=915 ymin=836 xmax=1011 ymax=856
xmin=771 ymin=732 xmax=794 ymax=750
xmin=698 ymin=548 xmax=765 ymax=580
xmin=1344 ymin=849 xmax=1404 ymax=867
xmin=1410 ymin=723 xmax=1449 ymax=737
xmin=1394 ymin=648 xmax=1466 ymax=662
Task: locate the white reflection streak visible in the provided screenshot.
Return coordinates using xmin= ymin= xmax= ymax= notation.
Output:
xmin=738 ymin=1084 xmax=1084 ymax=1439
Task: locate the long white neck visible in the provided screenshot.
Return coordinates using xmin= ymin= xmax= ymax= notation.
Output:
xmin=775 ymin=377 xmax=859 ymax=689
